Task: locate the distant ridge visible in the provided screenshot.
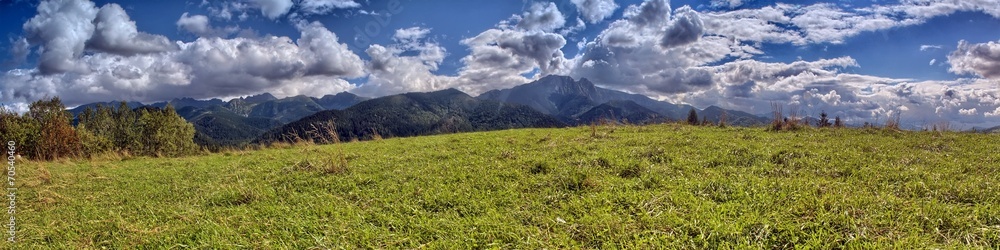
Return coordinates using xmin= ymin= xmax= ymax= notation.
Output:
xmin=69 ymin=92 xmax=368 ymax=148
xmin=256 ymin=89 xmax=565 ymax=144
xmin=478 ymin=75 xmax=768 ymax=126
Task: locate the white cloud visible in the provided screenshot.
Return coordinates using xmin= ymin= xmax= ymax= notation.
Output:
xmin=393 ymin=27 xmax=431 ymax=45
xmin=176 ymin=12 xmax=237 ymax=37
xmin=88 ymin=4 xmax=176 ymax=56
xmin=960 ymin=108 xmax=978 ymax=116
xmin=948 ymin=39 xmax=1000 ymax=79
xmin=697 ymin=1 xmax=1000 ymax=46
xmin=251 ymin=0 xmax=294 ymax=19
xmin=2 ymin=19 xmax=365 ymax=106
xmin=711 ymin=0 xmax=744 ymax=9
xmin=986 ymin=107 xmax=1000 ymax=117
xmin=21 ymin=0 xmax=99 ymax=74
xmin=929 ymin=59 xmax=937 ymax=66
xmin=297 ymin=0 xmax=360 ymax=16
xmin=570 ymin=0 xmax=619 ymax=24
xmin=921 ymin=45 xmax=943 ymax=51
xmin=516 ymin=2 xmax=567 ymax=32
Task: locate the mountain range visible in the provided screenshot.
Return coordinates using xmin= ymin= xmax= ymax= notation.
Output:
xmin=69 ymin=92 xmax=368 ymax=149
xmin=478 ymin=75 xmax=768 ymax=126
xmin=256 ymin=89 xmax=565 ymax=144
xmin=69 ymin=75 xmax=773 ymax=148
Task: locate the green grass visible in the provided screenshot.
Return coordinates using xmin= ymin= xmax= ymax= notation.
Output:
xmin=6 ymin=124 xmax=1000 ymax=248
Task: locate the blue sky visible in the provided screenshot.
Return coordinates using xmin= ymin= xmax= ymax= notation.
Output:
xmin=2 ymin=0 xmax=1000 ymax=128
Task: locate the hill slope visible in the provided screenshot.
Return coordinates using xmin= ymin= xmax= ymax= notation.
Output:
xmin=258 ymin=89 xmax=565 ymax=143
xmin=14 ymin=126 xmax=999 ymax=248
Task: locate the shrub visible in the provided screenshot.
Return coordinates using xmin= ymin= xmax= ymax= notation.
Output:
xmin=137 ymin=105 xmax=198 ymax=157
xmin=0 ymin=107 xmax=40 ymax=157
xmin=26 ymin=98 xmax=81 ymax=160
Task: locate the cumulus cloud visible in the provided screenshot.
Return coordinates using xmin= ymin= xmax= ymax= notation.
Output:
xmin=251 ymin=0 xmax=294 ymax=19
xmin=20 ymin=0 xmax=178 ymax=74
xmin=451 ymin=26 xmax=570 ymax=94
xmin=355 ymin=41 xmax=450 ymax=96
xmin=569 ymin=0 xmax=740 ymax=95
xmin=2 ymin=18 xmax=365 ymax=106
xmin=948 ymin=39 xmax=1000 ymax=79
xmin=570 ymin=0 xmax=618 ymax=24
xmin=88 ymin=4 xmax=177 ymax=56
xmin=959 ymin=108 xmax=978 ymax=116
xmin=660 ymin=6 xmax=704 ymax=49
xmin=516 ymin=2 xmax=566 ymax=32
xmin=986 ymin=107 xmax=1000 ymax=117
xmin=21 ymin=0 xmax=98 ymax=74
xmin=297 ymin=0 xmax=360 ymax=16
xmin=624 ymin=0 xmax=671 ymax=27
xmin=294 ymin=22 xmax=366 ymax=77
xmin=177 ymin=12 xmax=237 ymax=37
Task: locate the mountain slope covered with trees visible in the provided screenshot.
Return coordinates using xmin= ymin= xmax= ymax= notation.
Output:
xmin=257 ymin=89 xmax=565 ymax=143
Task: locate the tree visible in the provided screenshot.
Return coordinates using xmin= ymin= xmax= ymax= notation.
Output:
xmin=137 ymin=105 xmax=198 ymax=157
xmin=77 ymin=104 xmax=115 ymax=155
xmin=26 ymin=97 xmax=81 ymax=160
xmin=687 ymin=108 xmax=699 ymax=125
xmin=0 ymin=106 xmax=40 ymax=158
xmin=834 ymin=116 xmax=844 ymax=128
xmin=818 ymin=110 xmax=831 ymax=128
xmin=718 ymin=110 xmax=727 ymax=127
xmin=112 ymin=101 xmax=141 ymax=153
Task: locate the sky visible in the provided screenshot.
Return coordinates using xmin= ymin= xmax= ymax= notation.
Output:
xmin=1 ymin=0 xmax=1000 ymax=128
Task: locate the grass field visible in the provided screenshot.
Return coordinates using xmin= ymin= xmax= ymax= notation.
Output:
xmin=5 ymin=124 xmax=1000 ymax=248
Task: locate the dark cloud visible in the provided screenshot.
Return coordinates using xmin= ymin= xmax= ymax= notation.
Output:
xmin=497 ymin=32 xmax=567 ymax=74
xmin=625 ymin=0 xmax=670 ymax=27
xmin=724 ymin=80 xmax=755 ymax=98
xmin=660 ymin=6 xmax=704 ymax=49
xmin=948 ymin=40 xmax=1000 ymax=79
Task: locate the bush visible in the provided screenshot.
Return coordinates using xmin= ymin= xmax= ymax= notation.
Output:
xmin=0 ymin=107 xmax=40 ymax=156
xmin=136 ymin=105 xmax=198 ymax=157
xmin=26 ymin=98 xmax=82 ymax=160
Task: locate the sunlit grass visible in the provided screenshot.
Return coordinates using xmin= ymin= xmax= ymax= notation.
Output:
xmin=6 ymin=124 xmax=999 ymax=248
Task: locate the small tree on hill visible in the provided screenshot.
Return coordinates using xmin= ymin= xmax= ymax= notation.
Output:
xmin=687 ymin=108 xmax=699 ymax=125
xmin=718 ymin=110 xmax=727 ymax=127
xmin=834 ymin=116 xmax=844 ymax=128
xmin=818 ymin=110 xmax=831 ymax=128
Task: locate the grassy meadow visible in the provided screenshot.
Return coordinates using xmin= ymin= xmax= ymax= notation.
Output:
xmin=5 ymin=124 xmax=1000 ymax=248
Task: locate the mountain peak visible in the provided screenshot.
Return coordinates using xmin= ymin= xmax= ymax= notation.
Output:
xmin=244 ymin=93 xmax=277 ymax=103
